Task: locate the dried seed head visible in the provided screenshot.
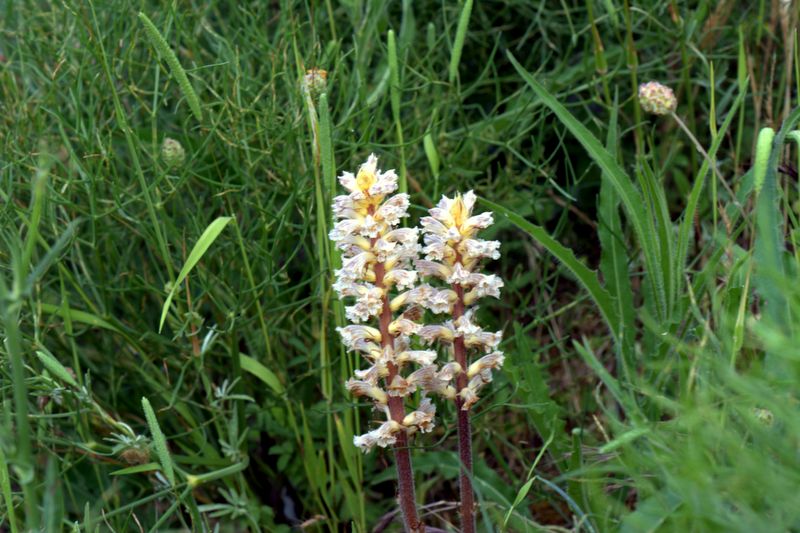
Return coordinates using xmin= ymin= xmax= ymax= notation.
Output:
xmin=638 ymin=81 xmax=677 ymax=116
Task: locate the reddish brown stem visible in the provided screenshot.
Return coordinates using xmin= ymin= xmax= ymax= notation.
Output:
xmin=452 ymin=284 xmax=475 ymax=533
xmin=375 ymin=261 xmax=424 ymax=533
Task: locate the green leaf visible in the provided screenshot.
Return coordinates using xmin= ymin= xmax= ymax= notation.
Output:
xmin=675 ymin=85 xmax=747 ymax=311
xmin=110 ymin=463 xmax=161 ymax=476
xmin=449 ymin=0 xmax=473 ymax=84
xmin=239 ymin=354 xmax=284 ymax=394
xmin=159 ymin=216 xmax=232 ymax=332
xmin=481 ymin=198 xmax=620 ymax=340
xmin=188 ymin=459 xmax=249 ymax=487
xmin=754 ymin=108 xmax=800 ymax=375
xmin=141 ymin=397 xmax=176 ymax=486
xmin=619 ymin=491 xmax=682 ymax=533
xmin=35 ymin=350 xmax=79 ymax=388
xmin=507 ymin=51 xmax=667 ymax=321
xmin=39 ymin=303 xmax=119 ymax=332
xmin=503 ymin=477 xmax=535 ymax=530
xmin=0 ymin=446 xmax=19 ymax=533
xmin=598 ymin=426 xmax=650 ymax=453
xmin=597 ymin=98 xmax=635 ymax=370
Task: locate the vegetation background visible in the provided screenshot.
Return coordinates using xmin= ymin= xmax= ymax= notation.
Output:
xmin=2 ymin=0 xmax=800 ymax=531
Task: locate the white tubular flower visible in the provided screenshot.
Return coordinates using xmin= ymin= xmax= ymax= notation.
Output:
xmin=467 ymin=352 xmax=506 ymax=379
xmin=418 ymin=324 xmax=456 ymax=345
xmin=346 ymin=379 xmax=388 ymax=404
xmin=387 ymin=374 xmax=416 ymax=397
xmin=464 ymin=330 xmax=502 ymax=353
xmin=416 ymin=190 xmax=504 ymax=409
xmin=402 ymin=398 xmax=436 ymax=434
xmin=338 ymin=325 xmax=382 ymax=347
xmin=375 ymin=194 xmax=410 ymax=226
xmin=464 ymin=274 xmax=504 ymax=305
xmin=353 ymin=420 xmax=403 ymax=452
xmin=397 ymin=350 xmax=438 ymax=366
xmin=345 ymin=286 xmax=384 ymax=323
xmin=446 ymin=263 xmax=473 ymax=285
xmin=415 ymin=260 xmax=452 ymax=281
xmin=461 ymin=238 xmax=501 ymax=261
xmin=332 ymin=154 xmax=441 ymax=454
xmin=420 ymin=288 xmax=457 ymax=314
xmin=438 ymin=362 xmax=462 ymax=381
xmin=384 ymin=227 xmax=418 ymax=245
xmin=337 ymin=325 xmax=383 ymax=358
xmin=459 ymin=386 xmax=480 ymax=411
xmin=354 ymin=362 xmax=388 ymax=383
xmin=388 ymin=317 xmax=421 ymax=336
xmin=384 ymin=269 xmax=418 ymax=290
xmin=408 ymin=365 xmax=457 ymax=399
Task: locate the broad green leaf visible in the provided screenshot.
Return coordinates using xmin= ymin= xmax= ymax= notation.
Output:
xmin=239 ymin=354 xmax=284 ymax=394
xmin=754 ymin=108 xmax=800 ymax=375
xmin=187 ymin=459 xmax=248 ymax=487
xmin=598 ymin=98 xmax=635 ymax=370
xmin=507 ymin=51 xmax=667 ymax=321
xmin=503 ymin=477 xmax=535 ymax=530
xmin=481 ymin=198 xmax=619 ymax=340
xmin=159 ymin=216 xmax=232 ymax=332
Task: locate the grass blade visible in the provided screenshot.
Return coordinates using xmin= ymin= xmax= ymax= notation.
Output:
xmin=481 ymin=198 xmax=620 ymax=340
xmin=597 ymin=98 xmax=635 ymax=368
xmin=39 ymin=303 xmax=120 ymax=332
xmin=239 ymin=354 xmax=285 ymax=395
xmin=449 ymin=0 xmax=473 ymax=84
xmin=507 ymin=51 xmax=668 ymax=321
xmin=159 ymin=216 xmax=232 ymax=332
xmin=0 ymin=446 xmax=19 ymax=533
xmin=387 ymin=29 xmax=407 ymax=194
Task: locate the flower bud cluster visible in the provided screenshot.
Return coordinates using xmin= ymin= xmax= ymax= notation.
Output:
xmin=331 ymin=155 xmax=458 ymax=452
xmin=638 ymin=81 xmax=677 ymax=116
xmin=416 ymin=192 xmax=505 ymax=410
xmin=302 ymin=68 xmax=328 ymax=99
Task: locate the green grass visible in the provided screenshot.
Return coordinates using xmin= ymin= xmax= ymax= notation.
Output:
xmin=1 ymin=1 xmax=800 ymax=531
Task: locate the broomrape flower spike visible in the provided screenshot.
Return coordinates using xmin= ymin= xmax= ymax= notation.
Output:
xmin=416 ymin=191 xmax=504 ymax=533
xmin=417 ymin=191 xmax=505 ymax=410
xmin=331 ymin=153 xmax=447 ymax=533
